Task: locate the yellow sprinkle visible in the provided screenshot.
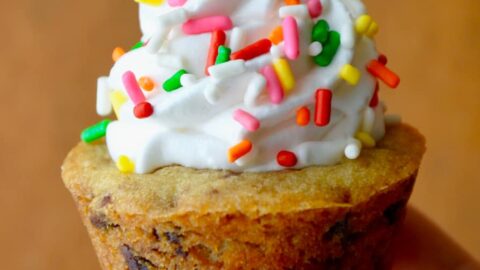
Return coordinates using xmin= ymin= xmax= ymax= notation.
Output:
xmin=339 ymin=64 xmax=361 ymax=85
xmin=355 ymin=132 xmax=376 ymax=148
xmin=356 ymin=15 xmax=379 ymax=38
xmin=356 ymin=15 xmax=372 ymax=34
xmin=366 ymin=21 xmax=379 ymax=38
xmin=116 ymin=155 xmax=135 ymax=174
xmin=110 ymin=90 xmax=128 ymax=119
xmin=273 ymin=58 xmax=296 ymax=94
xmin=134 ymin=0 xmax=164 ymax=6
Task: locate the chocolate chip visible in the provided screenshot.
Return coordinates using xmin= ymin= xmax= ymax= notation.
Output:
xmin=164 ymin=232 xmax=181 ymax=244
xmin=89 ymin=213 xmax=118 ymax=230
xmin=120 ymin=245 xmax=155 ymax=270
xmin=384 ymin=201 xmax=406 ymax=225
xmin=175 ymin=246 xmax=188 ymax=258
xmin=323 ymin=217 xmax=349 ymax=242
xmin=322 ymin=214 xmax=364 ymax=248
xmin=161 ymin=229 xmax=188 ymax=259
xmin=152 ymin=229 xmax=160 ymax=241
xmin=90 ymin=213 xmax=108 ymax=229
xmin=100 ymin=195 xmax=112 ymax=207
xmin=120 ymin=245 xmax=142 ymax=270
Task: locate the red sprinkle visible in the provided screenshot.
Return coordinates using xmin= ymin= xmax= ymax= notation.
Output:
xmin=134 ymin=102 xmax=154 ymax=119
xmin=314 ymin=89 xmax=332 ymax=127
xmin=369 ymin=81 xmax=379 ymax=108
xmin=307 ymin=0 xmax=323 ymax=18
xmin=205 ymin=30 xmax=226 ymax=75
xmin=367 ymin=60 xmax=400 ymax=88
xmin=277 ymin=151 xmax=298 ymax=167
xmin=378 ymin=54 xmax=388 ymax=65
xmin=231 ymin=39 xmax=272 ymax=61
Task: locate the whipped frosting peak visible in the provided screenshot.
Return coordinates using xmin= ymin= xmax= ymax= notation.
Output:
xmin=93 ymin=0 xmax=398 ymax=174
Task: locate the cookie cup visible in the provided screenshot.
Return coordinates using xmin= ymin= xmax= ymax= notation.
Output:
xmin=62 ymin=123 xmax=425 ymax=270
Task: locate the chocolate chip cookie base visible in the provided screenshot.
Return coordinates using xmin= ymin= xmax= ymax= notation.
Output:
xmin=62 ymin=124 xmax=425 ymax=270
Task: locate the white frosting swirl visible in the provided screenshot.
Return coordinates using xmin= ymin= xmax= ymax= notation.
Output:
xmin=102 ymin=0 xmax=386 ymax=173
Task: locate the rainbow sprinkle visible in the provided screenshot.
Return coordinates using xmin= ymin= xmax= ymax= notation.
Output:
xmin=228 ymin=140 xmax=253 ymax=163
xmin=116 ymin=155 xmax=135 ymax=174
xmin=215 ymin=46 xmax=231 ymax=65
xmin=311 ymin=20 xmax=341 ymax=67
xmin=81 ymin=119 xmax=111 ymax=143
xmin=163 ymin=69 xmax=188 ymax=92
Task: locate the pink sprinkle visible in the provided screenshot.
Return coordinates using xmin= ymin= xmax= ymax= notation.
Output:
xmin=261 ymin=65 xmax=284 ymax=104
xmin=282 ymin=16 xmax=300 ymax=60
xmin=233 ymin=109 xmax=260 ymax=132
xmin=167 ymin=0 xmax=187 ymax=6
xmin=307 ymin=0 xmax=323 ymax=18
xmin=182 ymin=16 xmax=233 ymax=35
xmin=122 ymin=71 xmax=145 ymax=105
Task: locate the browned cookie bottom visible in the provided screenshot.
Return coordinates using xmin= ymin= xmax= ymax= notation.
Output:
xmin=77 ymin=173 xmax=414 ymax=270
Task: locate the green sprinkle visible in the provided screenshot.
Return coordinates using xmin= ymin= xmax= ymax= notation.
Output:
xmin=81 ymin=119 xmax=112 ymax=143
xmin=131 ymin=41 xmax=144 ymax=51
xmin=163 ymin=69 xmax=187 ymax=92
xmin=215 ymin=46 xmax=231 ymax=65
xmin=312 ymin=20 xmax=330 ymax=44
xmin=313 ymin=31 xmax=341 ymax=67
xmin=311 ymin=20 xmax=341 ymax=67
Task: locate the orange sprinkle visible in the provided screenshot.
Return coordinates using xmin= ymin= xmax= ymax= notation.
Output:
xmin=112 ymin=47 xmax=125 ymax=62
xmin=284 ymin=0 xmax=300 ymax=5
xmin=269 ymin=26 xmax=284 ymax=45
xmin=366 ymin=60 xmax=400 ymax=89
xmin=139 ymin=76 xmax=155 ymax=91
xmin=228 ymin=140 xmax=253 ymax=163
xmin=296 ymin=106 xmax=310 ymax=126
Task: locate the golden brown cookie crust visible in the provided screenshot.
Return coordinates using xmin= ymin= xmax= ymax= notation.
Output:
xmin=62 ymin=123 xmax=425 ymax=270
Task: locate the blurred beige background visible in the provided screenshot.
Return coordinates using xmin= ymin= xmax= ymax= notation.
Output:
xmin=0 ymin=0 xmax=478 ymax=269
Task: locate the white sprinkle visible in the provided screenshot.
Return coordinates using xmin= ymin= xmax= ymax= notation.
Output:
xmin=308 ymin=41 xmax=323 ymax=56
xmin=158 ymin=8 xmax=188 ymax=27
xmin=361 ymin=107 xmax=375 ymax=134
xmin=229 ymin=27 xmax=246 ymax=52
xmin=156 ymin=53 xmax=184 ymax=69
xmin=385 ymin=114 xmax=402 ymax=125
xmin=340 ymin=24 xmax=355 ymax=49
xmin=279 ymin=5 xmax=310 ymax=19
xmin=244 ymin=73 xmax=267 ymax=108
xmin=96 ymin=76 xmax=112 ymax=116
xmin=204 ymin=82 xmax=221 ymax=104
xmin=341 ymin=0 xmax=366 ymax=18
xmin=208 ymin=60 xmax=246 ymax=81
xmin=245 ymin=54 xmax=272 ymax=71
xmin=270 ymin=45 xmax=284 ymax=59
xmin=180 ymin=74 xmax=197 ymax=87
xmin=146 ymin=26 xmax=170 ymax=54
xmin=345 ymin=139 xmax=362 ymax=160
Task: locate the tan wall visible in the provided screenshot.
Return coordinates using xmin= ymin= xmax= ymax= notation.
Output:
xmin=0 ymin=0 xmax=478 ymax=268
